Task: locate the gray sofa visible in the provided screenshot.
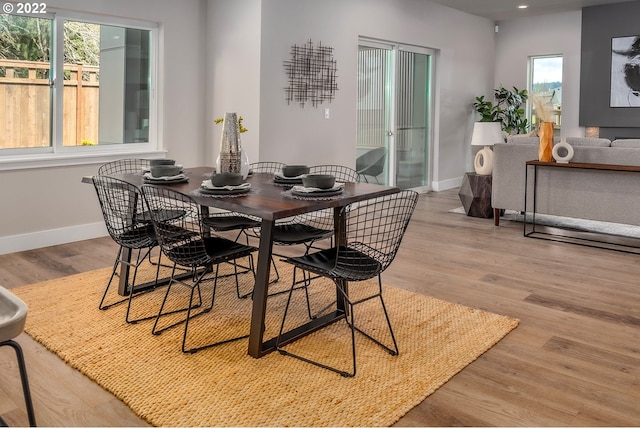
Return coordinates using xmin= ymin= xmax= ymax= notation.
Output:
xmin=491 ymin=137 xmax=640 ymax=226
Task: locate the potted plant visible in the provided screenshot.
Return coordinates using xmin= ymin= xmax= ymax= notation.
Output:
xmin=473 ymin=85 xmax=529 ymax=135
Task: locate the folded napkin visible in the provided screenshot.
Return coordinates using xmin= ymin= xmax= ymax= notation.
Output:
xmin=292 ymin=182 xmax=344 ymax=193
xmin=144 ymin=172 xmax=186 ymax=180
xmin=201 ymin=180 xmax=251 ymax=191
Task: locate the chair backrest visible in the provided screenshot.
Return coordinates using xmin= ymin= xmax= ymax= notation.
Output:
xmin=140 ymin=185 xmax=210 ymax=268
xmin=309 ymin=164 xmax=360 ymax=183
xmin=98 ymin=158 xmax=150 ymax=176
xmin=250 ymin=161 xmax=286 ymax=174
xmin=92 ymin=175 xmax=155 ymax=249
xmin=336 ymin=190 xmax=418 ymax=281
xmin=356 ymin=147 xmax=386 ymax=176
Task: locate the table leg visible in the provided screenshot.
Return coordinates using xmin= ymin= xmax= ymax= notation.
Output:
xmin=248 ymin=218 xmax=275 ymax=358
xmin=117 ymin=247 xmax=133 ymax=295
xmin=333 ymin=206 xmax=347 ymax=313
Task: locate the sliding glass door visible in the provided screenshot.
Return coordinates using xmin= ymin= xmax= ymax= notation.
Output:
xmin=357 ymin=39 xmax=434 ymax=190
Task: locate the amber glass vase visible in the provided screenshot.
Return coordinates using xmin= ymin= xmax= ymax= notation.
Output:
xmin=538 ymin=121 xmax=554 ymax=162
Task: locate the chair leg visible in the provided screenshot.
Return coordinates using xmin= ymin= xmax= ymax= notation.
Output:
xmin=0 ymin=340 xmax=37 ymax=427
xmin=276 ymin=278 xmax=354 ymax=377
xmin=182 ymin=263 xmax=250 ymax=354
xmin=152 ymin=265 xmax=204 ymax=335
xmin=99 ymin=246 xmax=126 ymax=310
xmin=125 ymin=248 xmax=163 ymax=324
xmin=276 ymin=274 xmax=398 ymax=377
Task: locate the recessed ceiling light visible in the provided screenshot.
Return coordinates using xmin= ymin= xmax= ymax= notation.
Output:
xmin=518 ymin=4 xmax=528 ymax=9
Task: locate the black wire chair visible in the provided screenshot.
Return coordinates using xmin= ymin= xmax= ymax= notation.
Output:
xmin=97 ymin=158 xmax=150 ymax=176
xmin=267 ymin=165 xmax=362 ymax=316
xmin=92 ymin=175 xmax=163 ymax=324
xmin=276 ymin=190 xmax=419 ymax=377
xmin=201 ymin=160 xmax=285 ymax=286
xmin=309 ymin=164 xmax=360 ymax=183
xmin=250 ymin=161 xmax=286 ymax=174
xmin=141 ymin=185 xmax=257 ymax=354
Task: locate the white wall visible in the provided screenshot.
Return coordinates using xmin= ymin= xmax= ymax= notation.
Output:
xmin=207 ymin=0 xmax=262 ymax=168
xmin=494 ymin=11 xmax=583 ymax=139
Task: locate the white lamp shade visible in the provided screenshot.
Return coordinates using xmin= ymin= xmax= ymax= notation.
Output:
xmin=470 ymin=121 xmax=504 ymax=146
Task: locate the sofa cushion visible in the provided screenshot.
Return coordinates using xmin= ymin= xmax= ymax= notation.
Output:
xmin=506 ymin=135 xmax=560 ymax=145
xmin=506 ymin=136 xmax=539 ymax=145
xmin=611 ymin=139 xmax=640 ymax=148
xmin=565 ymin=137 xmax=611 ymax=147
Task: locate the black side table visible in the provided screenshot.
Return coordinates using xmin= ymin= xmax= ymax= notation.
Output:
xmin=458 ymin=172 xmax=494 ymax=218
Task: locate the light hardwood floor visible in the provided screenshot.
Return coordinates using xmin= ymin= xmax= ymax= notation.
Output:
xmin=1 ymin=189 xmax=639 ymax=426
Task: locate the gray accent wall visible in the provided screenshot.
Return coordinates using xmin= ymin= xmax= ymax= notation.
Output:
xmin=579 ymin=1 xmax=640 ymax=140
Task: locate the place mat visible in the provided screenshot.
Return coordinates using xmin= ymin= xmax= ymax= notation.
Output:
xmin=143 ymin=172 xmax=188 ymax=184
xmin=12 ymin=260 xmax=518 ymax=427
xmin=283 ymin=188 xmax=344 ymax=200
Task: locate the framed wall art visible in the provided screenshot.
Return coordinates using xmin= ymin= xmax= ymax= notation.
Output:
xmin=610 ymin=35 xmax=640 ymax=107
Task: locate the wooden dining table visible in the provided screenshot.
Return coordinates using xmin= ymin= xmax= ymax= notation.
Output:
xmin=84 ymin=166 xmax=400 ymax=358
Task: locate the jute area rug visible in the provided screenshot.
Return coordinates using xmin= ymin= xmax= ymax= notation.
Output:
xmin=12 ymin=258 xmax=518 ymax=427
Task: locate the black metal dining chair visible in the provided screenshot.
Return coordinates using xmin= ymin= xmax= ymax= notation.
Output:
xmin=201 ymin=160 xmax=285 ymax=286
xmin=276 ymin=190 xmax=419 ymax=377
xmin=250 ymin=161 xmax=286 ymax=174
xmin=309 ymin=164 xmax=360 ymax=183
xmin=141 ymin=185 xmax=258 ymax=354
xmin=267 ymin=165 xmax=362 ymax=316
xmin=97 ymin=158 xmax=150 ymax=176
xmin=92 ymin=175 xmax=164 ymax=324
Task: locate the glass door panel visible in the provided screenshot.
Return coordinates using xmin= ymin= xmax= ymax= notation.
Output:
xmin=395 ymin=48 xmax=431 ymax=189
xmin=357 ymin=42 xmax=393 ymax=185
xmin=357 ymin=40 xmax=433 ymax=190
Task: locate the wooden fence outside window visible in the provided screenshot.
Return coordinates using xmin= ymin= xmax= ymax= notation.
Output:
xmin=0 ymin=59 xmax=100 ymax=149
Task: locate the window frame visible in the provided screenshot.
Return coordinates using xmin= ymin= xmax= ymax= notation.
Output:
xmin=0 ymin=9 xmax=162 ymax=170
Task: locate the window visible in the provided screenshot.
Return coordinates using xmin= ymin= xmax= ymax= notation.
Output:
xmin=528 ymin=55 xmax=562 ymax=135
xmin=0 ymin=10 xmax=157 ymax=165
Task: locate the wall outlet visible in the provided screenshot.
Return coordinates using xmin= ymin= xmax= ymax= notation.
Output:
xmin=324 ymin=108 xmax=330 ymax=119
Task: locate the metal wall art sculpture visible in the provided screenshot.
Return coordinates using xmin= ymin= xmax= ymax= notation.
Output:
xmin=284 ymin=39 xmax=338 ymax=108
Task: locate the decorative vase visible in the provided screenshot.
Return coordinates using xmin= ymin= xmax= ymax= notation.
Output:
xmin=552 ymin=140 xmax=574 ymax=163
xmin=216 ymin=112 xmax=243 ymax=174
xmin=538 ymin=121 xmax=554 ymax=162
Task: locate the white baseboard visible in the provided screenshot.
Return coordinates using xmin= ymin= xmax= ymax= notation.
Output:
xmin=0 ymin=222 xmax=108 ymax=256
xmin=432 ymin=176 xmax=463 ymax=192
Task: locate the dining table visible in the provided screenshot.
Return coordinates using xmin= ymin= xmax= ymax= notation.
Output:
xmin=84 ymin=166 xmax=400 ymax=358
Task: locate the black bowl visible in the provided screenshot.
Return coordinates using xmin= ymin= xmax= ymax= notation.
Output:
xmin=301 ymin=174 xmax=335 ymax=189
xmin=150 ymin=165 xmax=182 ymax=177
xmin=150 ymin=159 xmax=176 ymax=166
xmin=210 ymin=172 xmax=243 ymax=187
xmin=282 ymin=165 xmax=310 ymax=177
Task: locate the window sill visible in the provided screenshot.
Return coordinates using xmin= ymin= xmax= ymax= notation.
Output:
xmin=0 ymin=149 xmax=168 ymax=171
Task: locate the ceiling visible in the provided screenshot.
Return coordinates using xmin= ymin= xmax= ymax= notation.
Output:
xmin=427 ymin=0 xmax=636 ymax=21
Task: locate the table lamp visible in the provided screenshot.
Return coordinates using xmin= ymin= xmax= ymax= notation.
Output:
xmin=471 ymin=121 xmax=504 ymax=175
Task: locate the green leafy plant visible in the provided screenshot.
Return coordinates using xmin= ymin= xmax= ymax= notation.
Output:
xmin=473 ymin=85 xmax=529 ymax=135
xmin=214 ymin=115 xmax=248 ymax=133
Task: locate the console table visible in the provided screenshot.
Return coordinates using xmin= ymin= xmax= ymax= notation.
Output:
xmin=524 ymin=160 xmax=640 ymax=253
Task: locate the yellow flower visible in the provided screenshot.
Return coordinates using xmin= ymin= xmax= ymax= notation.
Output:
xmin=81 ymin=139 xmax=96 ymax=146
xmin=214 ymin=115 xmax=248 ymax=133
